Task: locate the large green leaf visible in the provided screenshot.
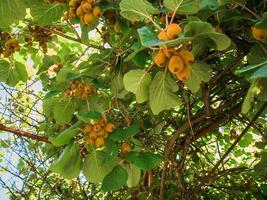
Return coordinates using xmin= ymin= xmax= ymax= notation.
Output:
xmin=125 ymin=164 xmax=141 ymax=187
xmin=125 ymin=151 xmax=163 ymax=170
xmin=109 ymin=122 xmax=140 ymax=141
xmin=236 ymin=60 xmax=267 ymax=79
xmin=149 ymin=72 xmax=182 ymax=115
xmin=0 ymin=0 xmax=26 ymax=27
xmin=184 ymin=21 xmax=231 ymax=51
xmin=163 ymin=0 xmax=200 ymax=14
xmin=50 ymin=142 xmax=82 ymax=179
xmin=15 ymin=62 xmax=28 ymax=82
xmin=29 ymin=0 xmax=64 ymax=26
xmin=184 ymin=61 xmax=212 ymax=93
xmin=120 ymin=0 xmax=159 ymax=21
xmin=0 ymin=60 xmax=23 ymax=87
xmin=53 ymin=98 xmax=75 ymax=125
xmin=49 ymin=121 xmax=83 ymax=146
xmin=82 ymin=151 xmax=117 ymax=184
xmin=101 ymin=165 xmax=128 ymax=192
xmin=123 ymin=69 xmax=152 ymax=103
xmin=76 ymin=111 xmax=102 ymax=122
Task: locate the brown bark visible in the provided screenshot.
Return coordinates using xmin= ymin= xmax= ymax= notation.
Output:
xmin=0 ymin=124 xmax=51 ymax=144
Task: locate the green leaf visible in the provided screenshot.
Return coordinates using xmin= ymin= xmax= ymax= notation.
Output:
xmin=123 ymin=69 xmax=152 ymax=103
xmin=255 ymin=78 xmax=267 ymax=102
xmin=236 ymin=59 xmax=267 ymax=79
xmin=242 ymin=80 xmax=258 ymax=114
xmin=184 ymin=21 xmax=231 ymax=51
xmin=76 ymin=111 xmax=102 ymax=122
xmin=250 ymin=62 xmax=267 ymax=79
xmin=184 ymin=61 xmax=212 ymax=93
xmin=254 ymin=152 xmax=267 ymax=176
xmin=125 ymin=164 xmax=141 ymax=187
xmin=261 ymin=184 xmax=267 ymax=196
xmin=0 ymin=60 xmax=20 ymax=87
xmin=53 ymin=98 xmax=75 ymax=125
xmin=111 ymin=73 xmax=127 ymax=99
xmin=255 ymin=12 xmax=267 ymax=29
xmin=137 ymin=26 xmax=190 ymax=47
xmin=239 ymin=133 xmax=253 ymax=147
xmin=50 ymin=142 xmax=82 ymax=179
xmin=29 ymin=0 xmax=64 ymax=26
xmin=109 ymin=122 xmax=140 ymax=141
xmin=49 ymin=121 xmax=83 ymax=146
xmin=101 ymin=165 xmax=128 ymax=192
xmin=163 ymin=0 xmax=200 ymax=14
xmin=125 ymin=151 xmax=163 ymax=170
xmin=120 ymin=0 xmax=159 ymax=21
xmin=82 ymin=151 xmax=116 ymax=184
xmin=247 ymin=44 xmax=267 ymax=64
xmin=200 ymin=0 xmax=218 ymax=10
xmin=0 ymin=0 xmax=26 ymax=27
xmin=38 ymin=55 xmax=61 ymax=74
xmin=15 ymin=62 xmax=28 ymax=82
xmin=149 ymin=72 xmax=182 ymax=115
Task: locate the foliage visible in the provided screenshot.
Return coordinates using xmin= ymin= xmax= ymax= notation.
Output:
xmin=0 ymin=0 xmax=267 ymax=199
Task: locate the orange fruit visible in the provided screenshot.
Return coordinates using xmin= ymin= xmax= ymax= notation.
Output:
xmin=93 ymin=124 xmax=101 ymax=132
xmin=166 ymin=23 xmax=181 ymax=40
xmin=76 ymin=6 xmax=84 ymax=17
xmin=84 ymin=13 xmax=95 ymax=25
xmin=157 ymin=30 xmax=169 ymax=41
xmin=83 ymin=123 xmax=93 ymax=133
xmin=121 ymin=143 xmax=131 ymax=154
xmin=95 ymin=137 xmax=105 ymax=148
xmin=87 ymin=138 xmax=94 ymax=145
xmin=92 ymin=6 xmax=101 ymax=17
xmin=89 ymin=131 xmax=98 ymax=139
xmin=176 ymin=65 xmax=191 ymax=81
xmin=104 ymin=123 xmax=115 ymax=133
xmin=178 ymin=50 xmax=194 ymax=66
xmin=81 ymin=2 xmax=92 ymax=13
xmin=168 ymin=55 xmax=184 ymax=74
xmin=154 ymin=51 xmax=167 ymax=67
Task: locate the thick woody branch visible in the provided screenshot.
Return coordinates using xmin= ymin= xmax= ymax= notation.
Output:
xmin=0 ymin=124 xmax=51 ymax=144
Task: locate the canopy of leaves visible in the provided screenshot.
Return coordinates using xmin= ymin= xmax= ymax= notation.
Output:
xmin=0 ymin=0 xmax=267 ymax=199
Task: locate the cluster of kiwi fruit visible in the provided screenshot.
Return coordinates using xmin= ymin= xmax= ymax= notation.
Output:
xmin=64 ymin=80 xmax=97 ymax=100
xmin=25 ymin=26 xmax=53 ymax=53
xmin=82 ymin=119 xmax=115 ymax=148
xmin=66 ymin=0 xmax=101 ymax=25
xmin=154 ymin=23 xmax=194 ymax=81
xmin=0 ymin=31 xmax=20 ymax=58
xmin=251 ymin=26 xmax=267 ymax=41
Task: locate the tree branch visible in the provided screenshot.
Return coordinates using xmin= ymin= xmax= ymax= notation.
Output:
xmin=0 ymin=124 xmax=51 ymax=144
xmin=199 ymin=101 xmax=267 ymax=188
